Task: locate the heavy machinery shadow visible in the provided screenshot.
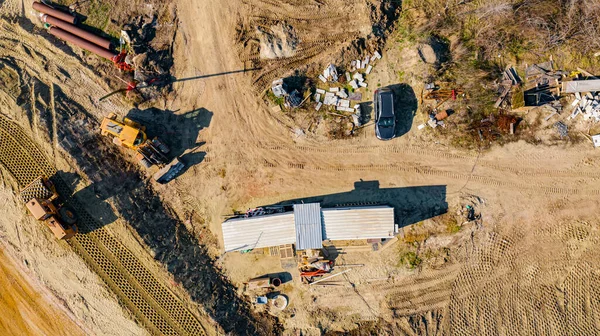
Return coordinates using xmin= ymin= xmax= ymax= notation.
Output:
xmin=388 ymin=83 xmax=417 ymax=138
xmin=125 ymin=107 xmax=212 ymax=160
xmin=51 ymin=86 xmax=280 ymax=334
xmin=171 ymin=68 xmax=262 ymax=83
xmin=268 ymin=180 xmax=447 ymax=230
xmin=53 ymin=171 xmax=118 ymax=232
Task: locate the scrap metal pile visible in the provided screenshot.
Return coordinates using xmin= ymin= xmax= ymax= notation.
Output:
xmin=565 ymin=83 xmax=600 ymax=123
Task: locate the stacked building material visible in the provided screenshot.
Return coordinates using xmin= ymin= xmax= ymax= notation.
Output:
xmin=32 ymin=2 xmax=126 ymax=67
xmin=313 ymin=50 xmax=382 ymax=117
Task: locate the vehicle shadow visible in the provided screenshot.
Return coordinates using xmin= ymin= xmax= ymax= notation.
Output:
xmin=268 ymin=180 xmax=447 ymax=231
xmin=51 ymin=171 xmax=118 ymax=233
xmin=388 ymin=83 xmax=418 ymax=138
xmin=125 ymin=107 xmax=212 ymax=159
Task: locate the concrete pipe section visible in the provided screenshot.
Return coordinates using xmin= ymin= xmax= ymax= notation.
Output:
xmin=49 ymin=27 xmax=116 ymax=60
xmin=42 ymin=14 xmax=112 ymax=49
xmin=32 ymin=2 xmax=77 ymax=24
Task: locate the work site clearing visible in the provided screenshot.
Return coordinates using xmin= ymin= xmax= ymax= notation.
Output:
xmin=1 ymin=0 xmax=600 ymax=335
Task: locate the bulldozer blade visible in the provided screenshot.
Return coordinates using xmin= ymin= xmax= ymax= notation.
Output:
xmin=153 ymin=157 xmax=185 ymax=183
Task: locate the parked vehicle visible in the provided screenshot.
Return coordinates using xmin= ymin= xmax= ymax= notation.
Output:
xmin=374 ymin=87 xmax=396 ymax=140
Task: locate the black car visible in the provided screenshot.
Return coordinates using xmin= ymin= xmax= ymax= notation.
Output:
xmin=374 ymin=87 xmax=395 ymax=140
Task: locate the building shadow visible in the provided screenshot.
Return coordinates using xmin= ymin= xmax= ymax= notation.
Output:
xmin=268 ymin=180 xmax=447 ymax=230
xmin=388 ymin=83 xmax=417 ymax=138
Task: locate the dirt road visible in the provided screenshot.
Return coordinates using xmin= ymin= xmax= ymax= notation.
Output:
xmin=171 ymin=0 xmax=600 ymax=334
xmin=0 ymin=0 xmax=600 ymax=334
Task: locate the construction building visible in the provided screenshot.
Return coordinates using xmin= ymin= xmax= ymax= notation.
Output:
xmin=221 ymin=203 xmax=396 ymax=252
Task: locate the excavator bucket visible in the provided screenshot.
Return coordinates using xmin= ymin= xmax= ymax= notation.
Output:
xmin=153 ymin=157 xmax=185 ymax=184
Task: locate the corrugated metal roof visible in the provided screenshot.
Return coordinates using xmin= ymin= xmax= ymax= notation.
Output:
xmin=293 ymin=203 xmax=323 ymax=250
xmin=222 ymin=213 xmax=296 ymax=252
xmin=322 ymin=206 xmax=395 ymax=240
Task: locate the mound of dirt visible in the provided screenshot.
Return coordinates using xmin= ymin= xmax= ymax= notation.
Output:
xmin=257 ymin=23 xmax=298 ymax=59
xmin=418 ymin=44 xmax=437 ymax=64
xmin=236 ymin=0 xmax=401 ymax=90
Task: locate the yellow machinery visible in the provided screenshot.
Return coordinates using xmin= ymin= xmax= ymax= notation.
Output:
xmin=100 ymin=113 xmax=185 ymax=183
xmin=20 ymin=176 xmax=77 ymax=240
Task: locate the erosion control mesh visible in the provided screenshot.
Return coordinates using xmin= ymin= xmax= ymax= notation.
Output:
xmin=0 ymin=115 xmax=206 ymax=336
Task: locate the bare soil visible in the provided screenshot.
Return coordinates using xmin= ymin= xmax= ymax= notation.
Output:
xmin=1 ymin=0 xmax=600 ymax=335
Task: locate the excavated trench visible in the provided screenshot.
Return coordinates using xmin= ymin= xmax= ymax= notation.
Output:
xmin=49 ymin=82 xmax=282 ymax=334
xmin=0 ymin=10 xmax=280 ymax=336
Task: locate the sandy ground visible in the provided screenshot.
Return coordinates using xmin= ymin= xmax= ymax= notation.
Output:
xmin=0 ymin=172 xmax=148 ymax=335
xmin=0 ymin=246 xmax=85 ymax=336
xmin=169 ymin=0 xmax=600 ymax=334
xmin=1 ymin=0 xmax=600 ymax=334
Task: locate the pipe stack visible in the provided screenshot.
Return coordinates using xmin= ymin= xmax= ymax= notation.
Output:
xmin=33 ymin=2 xmax=117 ymax=61
xmin=42 ymin=14 xmax=112 ymax=49
xmin=48 ymin=27 xmax=116 ymax=60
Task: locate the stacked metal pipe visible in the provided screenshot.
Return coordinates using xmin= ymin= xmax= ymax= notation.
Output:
xmin=33 ymin=2 xmax=117 ymax=61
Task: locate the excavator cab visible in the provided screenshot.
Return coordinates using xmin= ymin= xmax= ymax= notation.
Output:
xmin=100 ymin=113 xmax=147 ymax=149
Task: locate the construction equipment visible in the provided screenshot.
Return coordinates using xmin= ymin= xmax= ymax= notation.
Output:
xmin=298 ymin=250 xmax=334 ymax=284
xmin=100 ymin=113 xmax=185 ymax=183
xmin=20 ymin=176 xmax=77 ymax=240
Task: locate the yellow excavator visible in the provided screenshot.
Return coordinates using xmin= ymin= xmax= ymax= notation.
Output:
xmin=100 ymin=113 xmax=184 ymax=183
xmin=20 ymin=176 xmax=77 ymax=240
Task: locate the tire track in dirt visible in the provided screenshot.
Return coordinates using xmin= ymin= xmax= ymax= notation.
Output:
xmin=254 ymin=142 xmax=600 ymax=178
xmin=0 ymin=115 xmax=207 ymax=336
xmin=253 ymin=160 xmax=598 ymax=196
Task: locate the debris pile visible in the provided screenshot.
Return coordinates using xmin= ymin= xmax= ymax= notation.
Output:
xmin=271 ymin=78 xmax=287 ymax=98
xmin=426 ymin=109 xmax=450 ymax=129
xmin=270 ymin=79 xmax=304 ymax=108
xmin=494 ymin=67 xmax=521 ymax=108
xmin=313 ymin=51 xmax=382 ymax=128
xmin=319 ymin=63 xmax=338 ymax=83
xmin=421 ymin=85 xmax=465 ymax=129
xmin=568 ymin=91 xmax=600 ymax=122
xmin=554 ymin=121 xmax=568 ymax=138
xmin=592 ymin=134 xmax=600 ymax=148
xmin=523 ymin=62 xmax=564 ymax=107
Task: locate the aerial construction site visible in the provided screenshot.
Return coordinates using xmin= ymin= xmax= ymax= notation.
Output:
xmin=1 ymin=0 xmax=600 ymax=335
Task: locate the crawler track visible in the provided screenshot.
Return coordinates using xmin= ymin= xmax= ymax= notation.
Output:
xmin=0 ymin=115 xmax=206 ymax=336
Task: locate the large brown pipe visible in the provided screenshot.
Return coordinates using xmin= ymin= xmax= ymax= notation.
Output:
xmin=32 ymin=2 xmax=77 ymax=24
xmin=49 ymin=27 xmax=116 ymax=60
xmin=42 ymin=14 xmax=112 ymax=49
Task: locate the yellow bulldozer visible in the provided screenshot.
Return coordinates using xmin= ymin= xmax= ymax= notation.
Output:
xmin=20 ymin=176 xmax=77 ymax=240
xmin=100 ymin=113 xmax=185 ymax=183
